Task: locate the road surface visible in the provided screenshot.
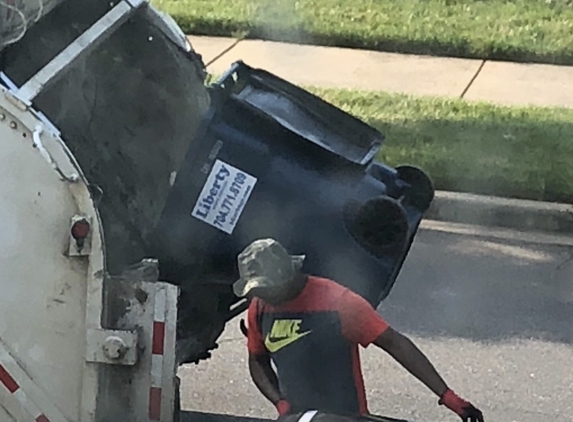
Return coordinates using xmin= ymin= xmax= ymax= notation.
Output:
xmin=178 ymin=226 xmax=573 ymax=422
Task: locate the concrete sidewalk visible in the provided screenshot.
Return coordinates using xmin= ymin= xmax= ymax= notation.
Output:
xmin=188 ymin=35 xmax=573 ymax=109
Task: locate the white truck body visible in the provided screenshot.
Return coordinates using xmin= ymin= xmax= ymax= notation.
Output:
xmin=0 ymin=2 xmax=184 ymax=418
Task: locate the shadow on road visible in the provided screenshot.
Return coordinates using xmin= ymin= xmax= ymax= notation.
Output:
xmin=379 ymin=230 xmax=573 ymax=345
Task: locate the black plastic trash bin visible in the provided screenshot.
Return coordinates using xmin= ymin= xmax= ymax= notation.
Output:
xmin=151 ymin=61 xmax=435 ymax=312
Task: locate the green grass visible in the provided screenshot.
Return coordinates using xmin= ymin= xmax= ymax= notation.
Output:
xmin=299 ymin=87 xmax=573 ymax=203
xmin=152 ymin=0 xmax=573 ymax=65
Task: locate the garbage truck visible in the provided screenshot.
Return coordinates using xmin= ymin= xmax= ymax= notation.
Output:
xmin=0 ymin=0 xmax=435 ymax=421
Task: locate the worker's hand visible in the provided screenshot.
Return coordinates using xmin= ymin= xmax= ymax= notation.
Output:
xmin=275 ymin=399 xmax=291 ymax=417
xmin=439 ymin=389 xmax=484 ymax=422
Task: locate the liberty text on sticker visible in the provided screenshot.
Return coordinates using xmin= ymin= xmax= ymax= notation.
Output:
xmin=191 ymin=159 xmax=257 ymax=234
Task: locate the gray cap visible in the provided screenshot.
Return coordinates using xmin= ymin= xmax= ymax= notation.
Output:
xmin=233 ymin=238 xmax=305 ymax=298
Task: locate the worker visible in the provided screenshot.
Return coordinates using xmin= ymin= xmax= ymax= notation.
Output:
xmin=234 ymin=238 xmax=485 ymax=422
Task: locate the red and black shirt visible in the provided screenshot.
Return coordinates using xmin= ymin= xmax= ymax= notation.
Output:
xmin=247 ymin=276 xmax=390 ymax=416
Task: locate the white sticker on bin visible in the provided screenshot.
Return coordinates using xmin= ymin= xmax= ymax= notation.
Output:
xmin=192 ymin=159 xmax=257 ymax=234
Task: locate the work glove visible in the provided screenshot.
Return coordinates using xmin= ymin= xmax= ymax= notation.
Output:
xmin=439 ymin=389 xmax=484 ymax=422
xmin=275 ymin=399 xmax=291 ymax=417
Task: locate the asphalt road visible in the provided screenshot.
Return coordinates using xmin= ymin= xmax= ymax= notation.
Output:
xmin=178 ymin=227 xmax=573 ymax=422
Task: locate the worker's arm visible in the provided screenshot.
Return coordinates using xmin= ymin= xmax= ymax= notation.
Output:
xmin=245 ymin=299 xmax=291 ymax=415
xmin=248 ymin=352 xmax=282 ymax=405
xmin=373 ymin=327 xmax=484 ymax=421
xmin=372 ymin=327 xmax=448 ymax=396
xmin=338 ymin=289 xmax=484 ymax=421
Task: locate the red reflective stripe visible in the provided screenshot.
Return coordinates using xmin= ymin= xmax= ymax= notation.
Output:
xmin=152 ymin=321 xmax=165 ymax=355
xmin=36 ymin=415 xmax=50 ymax=422
xmin=149 ymin=387 xmax=162 ymax=420
xmin=0 ymin=364 xmax=19 ymax=393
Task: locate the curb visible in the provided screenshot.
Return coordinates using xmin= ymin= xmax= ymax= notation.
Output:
xmin=424 ymin=191 xmax=573 ymax=236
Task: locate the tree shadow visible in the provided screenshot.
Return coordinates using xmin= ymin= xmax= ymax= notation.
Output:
xmin=378 ymin=229 xmax=573 ymax=345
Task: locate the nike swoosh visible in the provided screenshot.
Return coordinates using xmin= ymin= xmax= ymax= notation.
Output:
xmin=265 ymin=331 xmax=311 ymax=353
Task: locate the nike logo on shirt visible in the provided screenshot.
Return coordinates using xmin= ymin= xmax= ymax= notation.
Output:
xmin=264 ymin=319 xmax=312 ymax=353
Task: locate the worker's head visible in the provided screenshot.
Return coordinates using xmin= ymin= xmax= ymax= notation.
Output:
xmin=233 ymin=238 xmax=306 ymax=305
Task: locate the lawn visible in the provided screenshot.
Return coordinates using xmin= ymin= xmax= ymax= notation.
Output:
xmin=299 ymin=87 xmax=573 ymax=203
xmin=152 ymin=0 xmax=573 ymax=65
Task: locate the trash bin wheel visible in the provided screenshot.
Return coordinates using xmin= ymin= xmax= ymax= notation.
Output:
xmin=396 ymin=165 xmax=435 ymax=211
